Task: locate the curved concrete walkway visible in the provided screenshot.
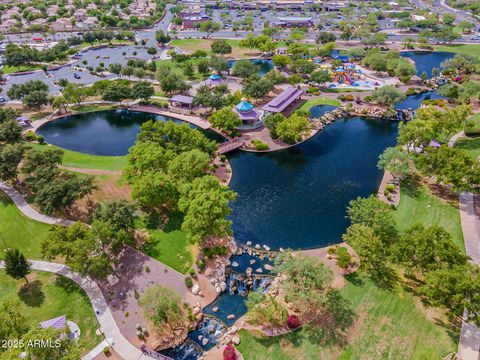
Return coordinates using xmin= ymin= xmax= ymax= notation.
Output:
xmin=0 ymin=260 xmax=158 ymax=360
xmin=457 ymin=193 xmax=480 ymax=360
xmin=449 ymin=130 xmax=466 ymax=149
xmin=0 ymin=182 xmax=74 ymax=226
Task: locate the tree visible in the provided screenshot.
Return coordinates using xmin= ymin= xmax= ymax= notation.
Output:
xmin=0 ymin=297 xmax=28 ymax=342
xmin=0 ymin=143 xmax=25 ymax=182
xmin=4 ymin=248 xmax=31 ymax=284
xmin=273 ymin=251 xmax=333 ymax=312
xmin=272 ymin=54 xmax=291 ymax=68
xmin=7 ymin=80 xmax=48 ymax=101
xmin=155 ymin=29 xmax=171 ymax=45
xmin=211 ymin=40 xmax=232 ymax=55
xmin=23 ymin=90 xmax=49 ymax=109
xmin=316 ymin=31 xmax=336 ymax=45
xmin=198 ymin=21 xmax=221 ymax=38
xmin=158 ymin=72 xmax=190 ymax=95
xmin=102 ymin=82 xmax=132 ymax=101
xmin=263 ymin=113 xmax=285 ymax=139
xmin=370 ymin=85 xmax=406 ymax=106
xmin=232 ymin=59 xmax=259 ymax=79
xmin=416 ymin=146 xmax=480 ymax=193
xmin=92 ymin=200 xmax=136 ymax=232
xmin=132 ymin=81 xmax=154 ymax=101
xmin=458 ymin=20 xmax=474 ymax=33
xmin=239 ymin=34 xmax=257 ymax=54
xmin=442 ymin=13 xmax=456 ymax=26
xmin=276 ymin=114 xmax=311 ymax=144
xmin=21 ymin=326 xmax=81 ymax=360
xmin=393 ymin=224 xmax=465 ymax=275
xmin=62 ymin=83 xmax=86 ymax=105
xmin=0 ymin=119 xmax=22 ymax=144
xmin=377 ymin=147 xmax=412 ymax=179
xmin=193 ymin=84 xmax=231 ymax=111
xmin=346 ymin=195 xmax=398 ymax=244
xmin=139 ymin=285 xmax=188 ymax=333
xmin=51 ymin=95 xmax=68 ymax=113
xmin=108 ymin=62 xmax=123 ymax=76
xmin=167 ymin=149 xmax=210 ymax=183
xmin=243 ymin=75 xmax=274 ymax=99
xmin=147 ymin=47 xmax=157 ymax=55
xmin=178 ymin=175 xmax=237 ymax=243
xmin=208 ymin=107 xmax=242 ymax=135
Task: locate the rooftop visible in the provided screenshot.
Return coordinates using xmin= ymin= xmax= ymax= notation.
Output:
xmin=261 ymin=86 xmax=303 ymax=113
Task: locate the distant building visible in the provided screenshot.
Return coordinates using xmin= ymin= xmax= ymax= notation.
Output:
xmin=205 ymin=73 xmax=224 ymax=87
xmin=182 ymin=14 xmax=210 ymax=29
xmin=168 ymin=94 xmax=195 ymax=109
xmin=410 ymin=14 xmax=427 ymax=22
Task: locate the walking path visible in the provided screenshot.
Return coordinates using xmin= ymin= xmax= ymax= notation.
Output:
xmin=60 ymin=165 xmax=122 ymax=176
xmin=128 ymin=105 xmax=212 ymax=130
xmin=0 ymin=181 xmax=74 ymax=226
xmin=0 ymin=260 xmax=160 ymax=360
xmin=457 ymin=193 xmax=480 ymax=360
xmin=449 ymin=131 xmax=466 ymax=148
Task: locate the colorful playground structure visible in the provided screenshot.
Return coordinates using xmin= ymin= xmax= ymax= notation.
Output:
xmin=318 ymin=63 xmax=384 ymax=90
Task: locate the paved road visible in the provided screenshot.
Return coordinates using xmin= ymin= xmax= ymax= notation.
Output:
xmin=457 ymin=193 xmax=480 ymax=360
xmin=0 ymin=181 xmax=74 ymax=226
xmin=0 ymin=260 xmax=158 ymax=360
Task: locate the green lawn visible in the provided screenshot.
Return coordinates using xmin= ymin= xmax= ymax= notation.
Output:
xmin=298 ymin=98 xmax=341 ymax=111
xmin=29 ymin=144 xmax=127 ymax=171
xmin=141 ymin=212 xmax=195 ymax=274
xmin=456 ymin=137 xmax=480 ymax=160
xmin=0 ymin=193 xmax=52 ymax=259
xmin=0 ymin=270 xmax=101 ymax=354
xmin=393 ymin=179 xmax=464 ymax=253
xmin=2 ymin=64 xmax=43 ymax=74
xmin=467 ymin=113 xmax=480 ymax=129
xmin=237 ymin=274 xmax=457 ymax=360
xmin=435 ymin=44 xmax=480 ymax=58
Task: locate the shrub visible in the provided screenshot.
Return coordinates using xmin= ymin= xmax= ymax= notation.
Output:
xmin=220 ymin=155 xmax=226 ymax=162
xmin=25 ymin=131 xmax=36 ymax=141
xmin=386 ymin=184 xmax=395 ymax=191
xmin=196 ymin=259 xmax=205 ymax=271
xmin=252 ymin=139 xmax=269 ymax=151
xmin=287 ymin=314 xmax=301 ymax=329
xmin=145 ymin=266 xmax=150 ymax=273
xmin=345 ymin=94 xmax=354 ymax=101
xmin=204 ymin=245 xmax=228 ymax=259
xmin=185 ymin=276 xmax=193 ymax=288
xmin=223 ymin=343 xmax=236 ymax=360
xmin=338 ymin=94 xmax=346 ymax=101
xmin=383 ymin=188 xmax=390 ymax=195
xmin=103 ymin=347 xmax=111 ymax=355
xmin=189 ymin=268 xmax=197 ymax=279
xmin=36 ymin=135 xmax=45 ymax=144
xmin=336 ymin=247 xmax=352 ymax=268
xmin=327 ymin=246 xmax=337 ymax=255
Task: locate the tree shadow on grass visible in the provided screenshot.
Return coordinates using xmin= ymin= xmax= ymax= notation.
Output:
xmin=18 ymin=280 xmax=45 ymax=307
xmin=401 ymin=175 xmax=422 ymax=198
xmin=54 ymin=275 xmax=89 ymax=301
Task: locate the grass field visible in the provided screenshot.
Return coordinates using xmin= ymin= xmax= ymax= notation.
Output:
xmin=0 ymin=270 xmax=101 ymax=354
xmin=393 ymin=178 xmax=464 ymax=253
xmin=2 ymin=64 xmax=43 ymax=74
xmin=237 ymin=274 xmax=458 ymax=360
xmin=298 ymin=98 xmax=341 ymax=111
xmin=435 ymin=44 xmax=480 ymax=58
xmin=456 ymin=137 xmax=480 ymax=160
xmin=468 ymin=113 xmax=480 ymax=129
xmin=30 ymin=144 xmax=128 ymax=171
xmin=0 ymin=193 xmax=52 ymax=260
xmin=141 ymin=212 xmax=195 ymax=274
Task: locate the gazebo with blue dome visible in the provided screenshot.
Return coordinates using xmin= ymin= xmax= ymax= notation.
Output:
xmin=205 ymin=72 xmax=224 ymax=87
xmin=233 ymin=99 xmax=262 ymax=126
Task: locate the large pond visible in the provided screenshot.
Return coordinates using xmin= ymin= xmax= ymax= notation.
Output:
xmin=400 ymin=51 xmax=455 ymax=77
xmin=37 ymin=110 xmax=224 ymax=156
xmin=228 ymin=116 xmax=398 ymax=250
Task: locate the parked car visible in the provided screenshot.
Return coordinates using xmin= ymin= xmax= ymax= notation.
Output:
xmin=0 ymin=97 xmax=6 ymax=102
xmin=73 ymin=73 xmax=81 ymax=79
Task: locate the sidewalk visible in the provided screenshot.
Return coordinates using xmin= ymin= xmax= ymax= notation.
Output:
xmin=457 ymin=193 xmax=480 ymax=360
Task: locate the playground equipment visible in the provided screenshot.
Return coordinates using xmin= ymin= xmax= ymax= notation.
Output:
xmin=330 ymin=64 xmax=360 ymax=85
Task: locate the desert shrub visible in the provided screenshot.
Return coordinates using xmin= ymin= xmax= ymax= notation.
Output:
xmin=336 ymin=247 xmax=352 ymax=268
xmin=287 ymin=314 xmax=301 ymax=329
xmin=252 ymin=139 xmax=269 ymax=150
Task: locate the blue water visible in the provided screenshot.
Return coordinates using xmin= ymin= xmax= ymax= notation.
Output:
xmin=309 ymin=104 xmax=338 ymax=118
xmin=227 ymin=59 xmax=274 ymax=76
xmin=230 ymin=253 xmax=273 ymax=275
xmin=400 ymin=51 xmax=455 ymax=77
xmin=394 ymin=90 xmax=445 ymax=109
xmin=37 ymin=109 xmax=224 ymax=156
xmin=228 ymin=117 xmax=398 ymax=250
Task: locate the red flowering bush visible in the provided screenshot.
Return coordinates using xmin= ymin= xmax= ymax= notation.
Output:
xmin=223 ymin=344 xmax=236 ymax=360
xmin=287 ymin=314 xmax=301 ymax=329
